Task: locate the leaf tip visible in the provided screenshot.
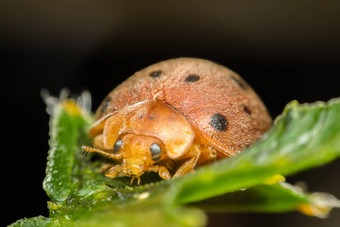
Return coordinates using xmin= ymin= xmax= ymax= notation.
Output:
xmin=61 ymin=100 xmax=82 ymax=116
xmin=41 ymin=88 xmax=92 ymax=117
xmin=298 ymin=192 xmax=340 ymax=218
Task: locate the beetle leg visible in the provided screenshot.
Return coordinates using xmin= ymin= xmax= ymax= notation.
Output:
xmin=173 ymin=145 xmax=200 ymax=178
xmin=148 ymin=165 xmax=171 ymax=180
xmin=105 ymin=165 xmax=123 ymax=178
xmin=196 ymin=145 xmax=218 ymax=166
xmin=101 ymin=163 xmax=114 ymax=173
xmin=130 ymin=176 xmax=141 ymax=185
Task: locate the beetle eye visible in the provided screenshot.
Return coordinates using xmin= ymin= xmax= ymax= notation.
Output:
xmin=150 ymin=143 xmax=162 ymax=161
xmin=113 ymin=139 xmax=122 ymax=154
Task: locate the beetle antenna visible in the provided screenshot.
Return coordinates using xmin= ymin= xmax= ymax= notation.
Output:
xmin=82 ymin=145 xmax=122 ymax=159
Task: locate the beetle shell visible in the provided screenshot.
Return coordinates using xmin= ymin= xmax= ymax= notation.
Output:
xmin=85 ymin=58 xmax=272 ymax=182
xmin=95 ymin=58 xmax=271 ymax=154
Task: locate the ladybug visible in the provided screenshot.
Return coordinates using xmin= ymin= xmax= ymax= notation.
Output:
xmin=82 ymin=58 xmax=272 ymax=184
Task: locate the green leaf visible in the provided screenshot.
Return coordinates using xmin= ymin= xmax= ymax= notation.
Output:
xmin=192 ymin=182 xmax=340 ymax=218
xmin=9 ymin=216 xmax=51 ymax=227
xmin=193 ymin=182 xmax=311 ymax=213
xmin=10 ymin=93 xmax=340 ymax=226
xmin=43 ymin=101 xmax=90 ymax=203
xmin=170 ymin=99 xmax=340 ymax=204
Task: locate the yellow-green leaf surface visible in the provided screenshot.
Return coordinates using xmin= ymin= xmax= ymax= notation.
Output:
xmin=10 ymin=93 xmax=340 ymax=226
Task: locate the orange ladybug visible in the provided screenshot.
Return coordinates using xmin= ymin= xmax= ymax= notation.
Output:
xmin=82 ymin=58 xmax=272 ymax=184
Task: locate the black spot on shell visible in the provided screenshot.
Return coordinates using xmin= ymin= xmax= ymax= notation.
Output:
xmin=185 ymin=75 xmax=200 ymax=83
xmin=230 ymin=75 xmax=246 ymax=90
xmin=243 ymin=105 xmax=251 ymax=115
xmin=150 ymin=70 xmax=162 ymax=78
xmin=100 ymin=96 xmax=112 ymax=113
xmin=210 ymin=113 xmax=228 ymax=132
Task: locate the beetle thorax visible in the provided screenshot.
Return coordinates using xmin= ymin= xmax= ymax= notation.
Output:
xmin=100 ymin=100 xmax=196 ymax=160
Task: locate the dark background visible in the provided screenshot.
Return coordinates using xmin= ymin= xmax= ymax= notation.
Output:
xmin=1 ymin=1 xmax=340 ymax=226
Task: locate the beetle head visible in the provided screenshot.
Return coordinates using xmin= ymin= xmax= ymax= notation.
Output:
xmin=113 ymin=134 xmax=165 ymax=178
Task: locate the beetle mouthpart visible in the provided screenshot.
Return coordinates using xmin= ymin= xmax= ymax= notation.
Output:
xmin=105 ymin=165 xmax=123 ymax=178
xmin=158 ymin=167 xmax=171 ymax=180
xmin=123 ymin=161 xmax=146 ymax=177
